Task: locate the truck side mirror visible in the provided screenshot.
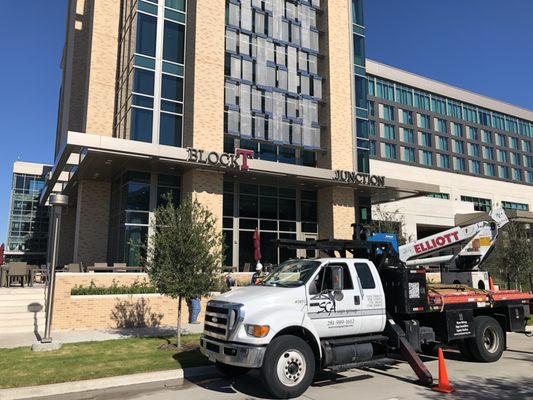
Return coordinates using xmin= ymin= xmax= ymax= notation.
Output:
xmin=331 ymin=266 xmax=343 ymax=291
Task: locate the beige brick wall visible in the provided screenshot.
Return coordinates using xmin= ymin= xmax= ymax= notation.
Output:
xmin=85 ymin=0 xmax=121 ymax=137
xmin=318 ymin=186 xmax=356 ymax=241
xmin=182 ymin=169 xmax=224 ymax=233
xmin=317 ymin=0 xmax=355 ymax=171
xmin=182 ymin=0 xmax=226 ymax=152
xmin=52 ymin=273 xmax=208 ymax=331
xmin=74 ymin=180 xmax=111 ymax=266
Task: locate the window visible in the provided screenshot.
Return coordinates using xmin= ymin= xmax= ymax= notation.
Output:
xmin=136 ymin=13 xmax=157 ymax=57
xmin=438 ymin=154 xmax=450 ymax=169
xmin=368 ymin=101 xmax=375 ymax=116
xmin=483 ymin=146 xmax=494 ymax=160
xmin=451 ymin=122 xmax=463 ymax=137
xmin=523 ymin=140 xmax=531 ymax=152
xmin=133 ymin=68 xmax=155 ymax=95
xmin=402 ymin=110 xmax=413 ymax=125
xmin=421 ymin=150 xmax=433 ymax=166
xmin=382 ymin=105 xmax=394 ymax=121
xmin=468 ymin=127 xmax=478 ymax=141
xmin=355 ymin=75 xmax=367 ymax=108
xmin=447 ymin=99 xmax=462 ymax=119
xmin=354 ymin=263 xmax=376 ymax=289
xmin=415 ymin=91 xmax=430 ymax=110
xmin=470 ymin=160 xmax=481 ymax=175
xmin=396 ymin=85 xmax=413 ymax=106
xmin=383 ymin=124 xmax=395 ymax=140
xmin=478 ymin=109 xmax=491 ymax=127
xmin=131 ymin=108 xmax=153 ymax=142
xmin=453 ymin=140 xmax=464 ymax=154
xmin=161 ymin=74 xmax=183 ymax=101
xmin=497 ymin=149 xmax=508 ymax=163
xmin=435 ymin=118 xmax=447 ymax=133
xmin=421 ymin=132 xmax=432 ymax=147
xmin=512 ymin=168 xmax=522 ymax=181
xmin=499 ymin=166 xmax=510 ymax=179
xmin=376 ymin=78 xmax=394 ymax=101
xmin=464 ymin=105 xmax=478 ymax=123
xmin=352 ymin=0 xmax=364 ymax=25
xmin=356 ymin=118 xmax=368 ymax=138
xmin=492 ymin=113 xmax=505 ymax=130
xmin=402 ymin=128 xmax=415 ymax=144
xmin=163 ymin=21 xmax=185 ymax=64
xmin=496 ymin=133 xmax=506 ymax=147
xmin=501 ymin=201 xmax=529 ymax=211
xmin=485 ymin=163 xmax=495 ymax=177
xmin=460 ymin=196 xmax=492 ymax=212
xmin=510 ymin=152 xmax=520 ymax=166
xmin=369 ymin=121 xmax=376 ymax=136
xmin=432 ymin=96 xmax=447 ymax=115
xmin=384 ymin=143 xmax=397 ymax=159
xmin=528 ymin=172 xmax=533 ymax=184
xmin=311 ymin=263 xmax=354 ymax=294
xmin=160 ymin=113 xmax=182 ymax=146
xmin=468 ymin=143 xmax=480 ymax=157
xmin=482 ymin=130 xmax=492 ymax=144
xmin=454 ymin=157 xmax=466 ymax=172
xmin=418 ymin=114 xmax=430 ymax=129
xmin=427 ymin=193 xmax=450 ymax=199
xmin=369 ymin=140 xmax=377 ymax=156
xmin=437 ymin=136 xmax=448 ymax=151
xmin=403 ymin=147 xmax=416 ymax=162
xmin=509 ymin=137 xmax=519 ymax=150
xmin=353 ymin=34 xmax=365 ymax=66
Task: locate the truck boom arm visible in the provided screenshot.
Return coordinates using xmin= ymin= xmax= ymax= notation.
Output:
xmin=399 ymin=208 xmax=509 ymax=270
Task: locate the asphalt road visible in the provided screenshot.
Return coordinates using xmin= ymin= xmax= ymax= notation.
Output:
xmin=57 ymin=333 xmax=533 ymax=400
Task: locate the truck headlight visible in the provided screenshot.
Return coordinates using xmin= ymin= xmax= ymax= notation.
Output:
xmin=245 ymin=324 xmax=270 ymax=338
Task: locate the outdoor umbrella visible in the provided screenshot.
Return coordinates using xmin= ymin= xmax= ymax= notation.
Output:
xmin=0 ymin=243 xmax=4 ymax=265
xmin=253 ymin=228 xmax=261 ymax=262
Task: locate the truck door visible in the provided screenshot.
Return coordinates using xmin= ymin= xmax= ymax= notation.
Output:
xmin=306 ymin=262 xmax=362 ymax=338
xmin=352 ymin=261 xmax=386 ymax=334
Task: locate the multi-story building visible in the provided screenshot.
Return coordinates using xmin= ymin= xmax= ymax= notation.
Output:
xmin=35 ymin=0 xmax=531 ymax=269
xmin=5 ymin=162 xmax=51 ymax=265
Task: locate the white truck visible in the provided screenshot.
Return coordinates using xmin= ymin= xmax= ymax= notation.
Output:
xmin=200 ymin=210 xmax=533 ymax=398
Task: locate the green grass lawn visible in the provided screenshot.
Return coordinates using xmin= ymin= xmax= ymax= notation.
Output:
xmin=0 ymin=334 xmax=209 ymax=389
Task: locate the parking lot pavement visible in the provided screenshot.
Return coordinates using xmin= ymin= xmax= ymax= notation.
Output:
xmin=51 ymin=333 xmax=533 ymax=400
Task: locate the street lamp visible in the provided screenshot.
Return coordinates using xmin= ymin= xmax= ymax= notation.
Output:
xmin=32 ymin=194 xmax=69 ymax=352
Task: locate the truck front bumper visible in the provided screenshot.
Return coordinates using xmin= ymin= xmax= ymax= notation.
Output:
xmin=200 ymin=335 xmax=266 ymax=368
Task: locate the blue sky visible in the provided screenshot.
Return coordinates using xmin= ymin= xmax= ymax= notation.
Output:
xmin=0 ymin=0 xmax=532 ymax=244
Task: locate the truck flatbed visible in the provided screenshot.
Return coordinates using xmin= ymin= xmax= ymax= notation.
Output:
xmin=427 ymin=284 xmax=533 ymax=310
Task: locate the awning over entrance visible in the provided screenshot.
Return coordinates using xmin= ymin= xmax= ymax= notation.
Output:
xmin=455 ymin=210 xmax=533 ymax=227
xmin=41 ymin=132 xmax=441 ymax=205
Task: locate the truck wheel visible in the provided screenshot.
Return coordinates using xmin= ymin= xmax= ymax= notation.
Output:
xmin=215 ymin=362 xmax=250 ymax=377
xmin=260 ymin=335 xmax=315 ymax=399
xmin=467 ymin=316 xmax=504 ymax=362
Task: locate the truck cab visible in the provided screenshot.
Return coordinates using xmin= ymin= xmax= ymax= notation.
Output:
xmin=200 ymin=258 xmax=387 ymax=398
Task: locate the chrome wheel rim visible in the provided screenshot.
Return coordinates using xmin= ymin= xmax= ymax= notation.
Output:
xmin=483 ymin=326 xmax=499 ymax=353
xmin=276 ymin=349 xmax=306 ymax=387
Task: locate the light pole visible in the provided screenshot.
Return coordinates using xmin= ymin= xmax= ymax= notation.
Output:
xmin=33 ymin=194 xmax=69 ymax=352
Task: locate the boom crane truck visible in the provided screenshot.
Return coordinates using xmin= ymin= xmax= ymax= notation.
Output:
xmin=200 ymin=208 xmax=533 ymax=399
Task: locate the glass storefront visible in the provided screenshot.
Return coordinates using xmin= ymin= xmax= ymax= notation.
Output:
xmin=223 ymin=181 xmax=318 ymax=271
xmin=109 ymin=171 xmax=180 ymax=266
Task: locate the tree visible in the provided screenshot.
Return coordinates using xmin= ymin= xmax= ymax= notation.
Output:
xmin=144 ymin=198 xmax=224 ymax=349
xmin=484 ymin=221 xmax=533 ymax=291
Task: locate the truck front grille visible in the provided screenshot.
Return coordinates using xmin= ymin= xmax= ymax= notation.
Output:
xmin=203 ymin=301 xmax=243 ymax=340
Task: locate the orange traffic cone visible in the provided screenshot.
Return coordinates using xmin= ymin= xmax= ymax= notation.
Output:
xmin=489 ymin=276 xmax=495 ymax=291
xmin=432 ymin=347 xmax=454 ymax=393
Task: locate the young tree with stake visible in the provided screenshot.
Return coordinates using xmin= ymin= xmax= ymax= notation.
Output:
xmin=144 ymin=197 xmax=224 ymax=349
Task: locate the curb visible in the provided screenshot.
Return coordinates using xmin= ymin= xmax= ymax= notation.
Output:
xmin=0 ymin=365 xmax=216 ymax=400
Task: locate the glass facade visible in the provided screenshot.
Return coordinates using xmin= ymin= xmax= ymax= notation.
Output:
xmin=352 ymin=0 xmax=370 ymax=173
xmin=108 ymin=171 xmax=180 ymax=266
xmin=115 ymin=0 xmax=186 ymax=147
xmin=224 ymin=0 xmax=322 ymax=166
xmin=7 ymin=172 xmax=50 ymax=264
xmin=368 ymin=73 xmax=533 ymax=185
xmin=223 ymin=181 xmax=318 ymax=271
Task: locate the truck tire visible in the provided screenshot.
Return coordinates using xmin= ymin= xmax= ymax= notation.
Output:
xmin=260 ymin=335 xmax=315 ymax=399
xmin=215 ymin=362 xmax=250 ymax=377
xmin=467 ymin=316 xmax=505 ymax=363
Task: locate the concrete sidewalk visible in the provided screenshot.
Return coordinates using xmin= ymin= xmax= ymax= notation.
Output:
xmin=0 ymin=324 xmax=204 ymax=349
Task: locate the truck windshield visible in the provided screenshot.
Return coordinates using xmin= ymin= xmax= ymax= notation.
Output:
xmin=261 ymin=260 xmax=321 ymax=288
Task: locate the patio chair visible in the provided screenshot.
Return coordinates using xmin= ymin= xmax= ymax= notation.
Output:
xmin=113 ymin=263 xmax=127 ymax=272
xmin=6 ymin=263 xmax=29 ymax=287
xmin=67 ymin=263 xmax=82 ymax=272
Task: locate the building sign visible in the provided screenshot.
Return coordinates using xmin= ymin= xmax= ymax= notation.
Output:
xmin=187 ymin=148 xmax=254 ymax=171
xmin=333 ymin=170 xmax=386 ymax=187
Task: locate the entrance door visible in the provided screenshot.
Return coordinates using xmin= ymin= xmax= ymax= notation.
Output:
xmin=306 ymin=262 xmax=362 ymax=338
